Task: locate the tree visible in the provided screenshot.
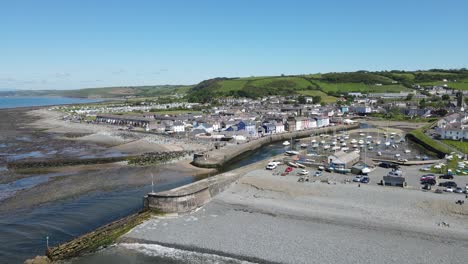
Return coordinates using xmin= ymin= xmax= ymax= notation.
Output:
xmin=419 ymin=98 xmax=427 ymax=109
xmin=297 ymin=96 xmax=306 ymax=104
xmin=405 ymin=93 xmax=414 ymax=101
xmin=312 ymin=96 xmax=322 ymax=104
xmin=441 ymin=94 xmax=450 ymax=100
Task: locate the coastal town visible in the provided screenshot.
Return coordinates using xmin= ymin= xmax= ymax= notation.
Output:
xmin=2 ymin=78 xmax=467 ymax=264
xmin=2 ymin=1 xmax=468 ymax=262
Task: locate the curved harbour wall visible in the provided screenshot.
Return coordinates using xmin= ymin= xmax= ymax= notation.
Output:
xmin=192 ymin=124 xmax=359 ymax=169
xmin=144 ymin=170 xmax=243 ymax=213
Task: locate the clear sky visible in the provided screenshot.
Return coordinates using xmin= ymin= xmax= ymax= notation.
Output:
xmin=1 ymin=0 xmax=467 ymax=90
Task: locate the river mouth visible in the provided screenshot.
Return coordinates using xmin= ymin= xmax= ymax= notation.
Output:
xmin=0 ymin=121 xmax=435 ymax=263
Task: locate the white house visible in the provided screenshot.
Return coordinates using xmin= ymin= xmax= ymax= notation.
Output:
xmin=295 ymin=117 xmax=303 ymax=131
xmin=275 ymin=121 xmax=285 ymax=133
xmin=172 ymin=121 xmax=185 ymax=133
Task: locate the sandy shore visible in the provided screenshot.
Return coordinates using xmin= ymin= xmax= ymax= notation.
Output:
xmin=124 ymin=162 xmax=468 ymax=264
xmin=28 ymin=108 xmax=208 ymax=154
xmin=0 ymin=107 xmax=215 ymax=212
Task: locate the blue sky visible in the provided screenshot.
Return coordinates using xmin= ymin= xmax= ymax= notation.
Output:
xmin=1 ymin=0 xmax=467 ymax=90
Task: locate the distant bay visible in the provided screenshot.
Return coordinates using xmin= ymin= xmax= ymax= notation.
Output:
xmin=0 ymin=96 xmax=102 ymax=109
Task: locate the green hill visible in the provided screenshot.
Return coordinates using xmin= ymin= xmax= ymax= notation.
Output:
xmin=186 ymin=69 xmax=468 ymax=103
xmin=3 ymin=69 xmax=467 ymax=102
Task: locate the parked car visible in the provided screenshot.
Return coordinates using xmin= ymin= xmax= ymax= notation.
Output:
xmin=379 ymin=162 xmax=399 ymax=169
xmin=421 ymin=177 xmax=437 ymax=185
xmin=285 ymin=167 xmax=293 ymax=173
xmin=266 ymin=162 xmax=277 ymax=170
xmin=420 ymin=174 xmax=435 ymax=180
xmin=439 ymin=181 xmax=457 ymax=188
xmin=420 ymin=166 xmax=431 ymax=171
xmin=314 ymin=171 xmax=323 ymax=177
xmin=454 ymin=187 xmax=464 ymax=193
xmin=360 ymin=176 xmax=370 ymax=184
xmin=439 ymin=174 xmax=454 ymax=179
xmin=297 ymin=169 xmax=309 ymax=176
xmin=422 ymin=184 xmax=431 ymax=190
xmin=445 ymin=187 xmax=454 ymax=192
xmin=434 ymin=189 xmax=444 ymax=194
xmin=353 ymin=176 xmax=362 ymax=182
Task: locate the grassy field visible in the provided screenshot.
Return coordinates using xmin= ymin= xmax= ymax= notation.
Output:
xmin=297 ymin=90 xmax=337 ymax=103
xmin=310 ymin=81 xmax=410 ymax=93
xmin=246 ymin=76 xmax=313 ymax=90
xmin=408 ymin=127 xmax=451 ymax=156
xmin=419 ymin=80 xmax=468 ymax=90
xmin=218 ymin=79 xmax=248 ymax=92
xmin=442 ymin=140 xmax=468 ymax=154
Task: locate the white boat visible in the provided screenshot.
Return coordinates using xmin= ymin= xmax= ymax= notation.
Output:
xmin=350 ymin=139 xmax=357 ymax=144
xmin=332 ymin=146 xmax=341 ymax=151
xmin=368 ymin=146 xmax=373 ymax=150
xmin=366 ymin=141 xmax=371 ymax=145
xmin=359 ymin=133 xmax=365 ymax=137
xmin=377 ymin=151 xmax=382 ymax=156
xmin=312 ymin=143 xmax=319 ymax=148
xmin=358 ymin=140 xmax=364 ymax=145
xmin=285 ymin=150 xmax=300 ymax=156
xmin=353 ymin=144 xmax=358 ymax=148
xmin=344 ymin=136 xmax=349 ymax=140
xmin=296 ymin=163 xmax=306 ymax=169
xmin=331 ymin=141 xmax=337 ymax=146
xmin=404 ymin=149 xmax=411 ymax=153
xmin=361 ymin=167 xmax=371 ymax=174
xmin=341 ymin=142 xmax=347 ymax=147
xmin=283 ymin=141 xmax=290 ymax=146
xmin=385 ymin=141 xmax=391 ymax=146
xmin=354 ymin=149 xmax=360 ymax=153
xmin=395 ymin=153 xmax=400 ymax=157
xmin=300 ymin=143 xmax=308 ymax=148
xmin=376 ymin=140 xmax=381 ymax=145
xmin=342 ymin=147 xmax=349 ymax=151
xmin=323 ymin=145 xmax=330 ymax=150
xmin=366 ymin=135 xmax=372 ymax=139
xmin=311 ymin=139 xmax=317 ymax=143
xmin=320 ymin=140 xmax=326 ymax=144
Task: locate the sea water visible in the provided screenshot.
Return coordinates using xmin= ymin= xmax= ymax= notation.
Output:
xmin=0 ymin=96 xmax=101 ymax=109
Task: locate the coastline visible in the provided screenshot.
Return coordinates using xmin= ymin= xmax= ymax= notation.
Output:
xmin=120 ymin=160 xmax=468 ymax=264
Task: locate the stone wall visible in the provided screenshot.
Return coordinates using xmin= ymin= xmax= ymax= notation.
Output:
xmin=144 ymin=171 xmax=243 ymax=214
xmin=192 ymin=124 xmax=359 ymax=169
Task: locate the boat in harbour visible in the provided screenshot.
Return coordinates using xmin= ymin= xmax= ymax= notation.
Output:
xmin=283 ymin=141 xmax=290 ymax=146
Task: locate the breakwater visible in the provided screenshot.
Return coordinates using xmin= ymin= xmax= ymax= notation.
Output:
xmin=144 ymin=159 xmax=264 ymax=214
xmin=44 ymin=210 xmax=151 ymax=262
xmin=192 ymin=124 xmax=359 ymax=169
xmin=7 ymin=151 xmax=193 ymax=170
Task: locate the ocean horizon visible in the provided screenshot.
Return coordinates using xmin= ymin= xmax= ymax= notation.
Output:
xmin=0 ymin=96 xmax=102 ymax=109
